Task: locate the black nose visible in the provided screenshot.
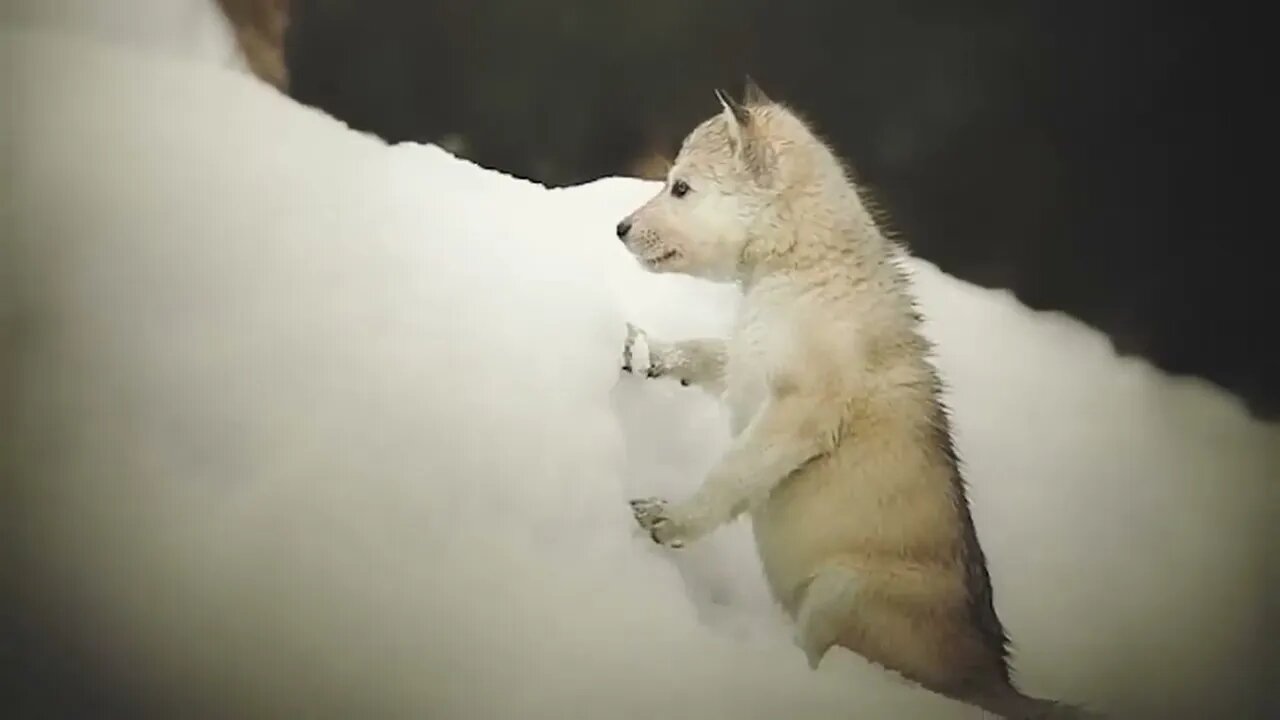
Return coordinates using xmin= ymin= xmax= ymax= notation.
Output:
xmin=616 ymin=219 xmax=632 ymax=240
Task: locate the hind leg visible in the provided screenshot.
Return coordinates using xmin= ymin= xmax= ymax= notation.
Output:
xmin=792 ymin=563 xmax=1075 ymax=718
xmin=793 ymin=561 xmax=1002 ymax=690
xmin=793 ymin=565 xmax=861 ymax=669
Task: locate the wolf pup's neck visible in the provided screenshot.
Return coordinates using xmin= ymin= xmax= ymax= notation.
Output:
xmin=740 ymin=180 xmax=899 ymax=295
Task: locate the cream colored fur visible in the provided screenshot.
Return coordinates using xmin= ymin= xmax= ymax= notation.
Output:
xmin=617 ymin=82 xmax=1094 ymax=720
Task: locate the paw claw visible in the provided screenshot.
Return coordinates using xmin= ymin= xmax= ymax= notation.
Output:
xmin=621 ymin=323 xmax=650 ymax=376
xmin=652 ymin=529 xmax=684 ymax=549
xmin=629 ymin=497 xmax=687 ymax=549
xmin=629 ymin=496 xmax=667 ymax=522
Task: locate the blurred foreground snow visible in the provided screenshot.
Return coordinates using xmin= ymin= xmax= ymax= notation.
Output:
xmin=4 ymin=21 xmax=1278 ymax=720
xmin=2 ymin=0 xmax=246 ymax=72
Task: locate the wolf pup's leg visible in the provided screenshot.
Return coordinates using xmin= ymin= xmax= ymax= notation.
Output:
xmin=621 ymin=323 xmax=726 ymax=394
xmin=794 ymin=565 xmax=862 ymax=669
xmin=631 ymin=393 xmax=828 ymax=549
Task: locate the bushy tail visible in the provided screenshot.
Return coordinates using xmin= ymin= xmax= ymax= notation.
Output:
xmin=963 ymin=684 xmax=1105 ymax=720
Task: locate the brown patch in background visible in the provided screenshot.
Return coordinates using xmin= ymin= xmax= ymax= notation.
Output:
xmin=215 ymin=0 xmax=291 ymax=90
xmin=626 ymin=144 xmax=671 ymax=182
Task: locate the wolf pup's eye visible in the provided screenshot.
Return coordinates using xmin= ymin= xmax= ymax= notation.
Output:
xmin=671 ymin=179 xmax=691 ymax=198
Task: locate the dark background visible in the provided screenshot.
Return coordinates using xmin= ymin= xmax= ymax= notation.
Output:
xmin=282 ymin=0 xmax=1272 ymax=417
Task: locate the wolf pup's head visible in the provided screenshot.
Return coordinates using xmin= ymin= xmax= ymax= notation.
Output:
xmin=616 ymin=78 xmax=835 ymax=281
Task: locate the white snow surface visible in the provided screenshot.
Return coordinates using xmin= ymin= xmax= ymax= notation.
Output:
xmin=2 ymin=0 xmax=247 ymax=73
xmin=4 ymin=25 xmax=1278 ymax=720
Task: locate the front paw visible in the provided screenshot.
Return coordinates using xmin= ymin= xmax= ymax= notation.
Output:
xmin=620 ymin=324 xmax=689 ymax=385
xmin=621 ymin=323 xmax=649 ymax=374
xmin=629 ymin=497 xmax=695 ymax=548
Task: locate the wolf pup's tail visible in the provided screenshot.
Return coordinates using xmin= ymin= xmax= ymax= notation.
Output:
xmin=962 ymin=683 xmax=1105 ymax=720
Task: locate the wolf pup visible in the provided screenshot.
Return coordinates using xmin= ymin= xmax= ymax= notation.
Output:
xmin=617 ymin=80 xmax=1091 ymax=719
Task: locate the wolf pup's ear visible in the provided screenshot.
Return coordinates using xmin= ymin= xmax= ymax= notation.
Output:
xmin=715 ymin=88 xmax=751 ymax=129
xmin=714 ymin=87 xmax=773 ymax=182
xmin=715 ymin=87 xmax=750 ymax=157
xmin=742 ymin=75 xmax=771 ymax=106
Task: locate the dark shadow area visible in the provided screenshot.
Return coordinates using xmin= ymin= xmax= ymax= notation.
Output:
xmin=285 ymin=0 xmax=1272 ymax=417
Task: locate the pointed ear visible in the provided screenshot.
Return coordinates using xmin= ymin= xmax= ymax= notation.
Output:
xmin=714 ymin=87 xmax=751 ymax=157
xmin=715 ymin=88 xmax=751 ymax=128
xmin=742 ymin=75 xmax=771 ymax=106
xmin=714 ymin=88 xmax=773 ymax=182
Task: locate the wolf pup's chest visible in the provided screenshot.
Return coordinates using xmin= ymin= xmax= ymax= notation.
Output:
xmin=723 ymin=295 xmax=794 ymax=436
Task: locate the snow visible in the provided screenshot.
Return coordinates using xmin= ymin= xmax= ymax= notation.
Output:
xmin=2 ymin=0 xmax=247 ymax=73
xmin=4 ymin=22 xmax=1278 ymax=720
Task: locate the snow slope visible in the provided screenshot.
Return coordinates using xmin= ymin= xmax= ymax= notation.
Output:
xmin=4 ymin=25 xmax=1278 ymax=720
xmin=1 ymin=0 xmax=246 ymax=73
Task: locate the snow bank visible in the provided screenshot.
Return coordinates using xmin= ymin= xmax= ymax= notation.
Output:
xmin=5 ymin=27 xmax=1277 ymax=720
